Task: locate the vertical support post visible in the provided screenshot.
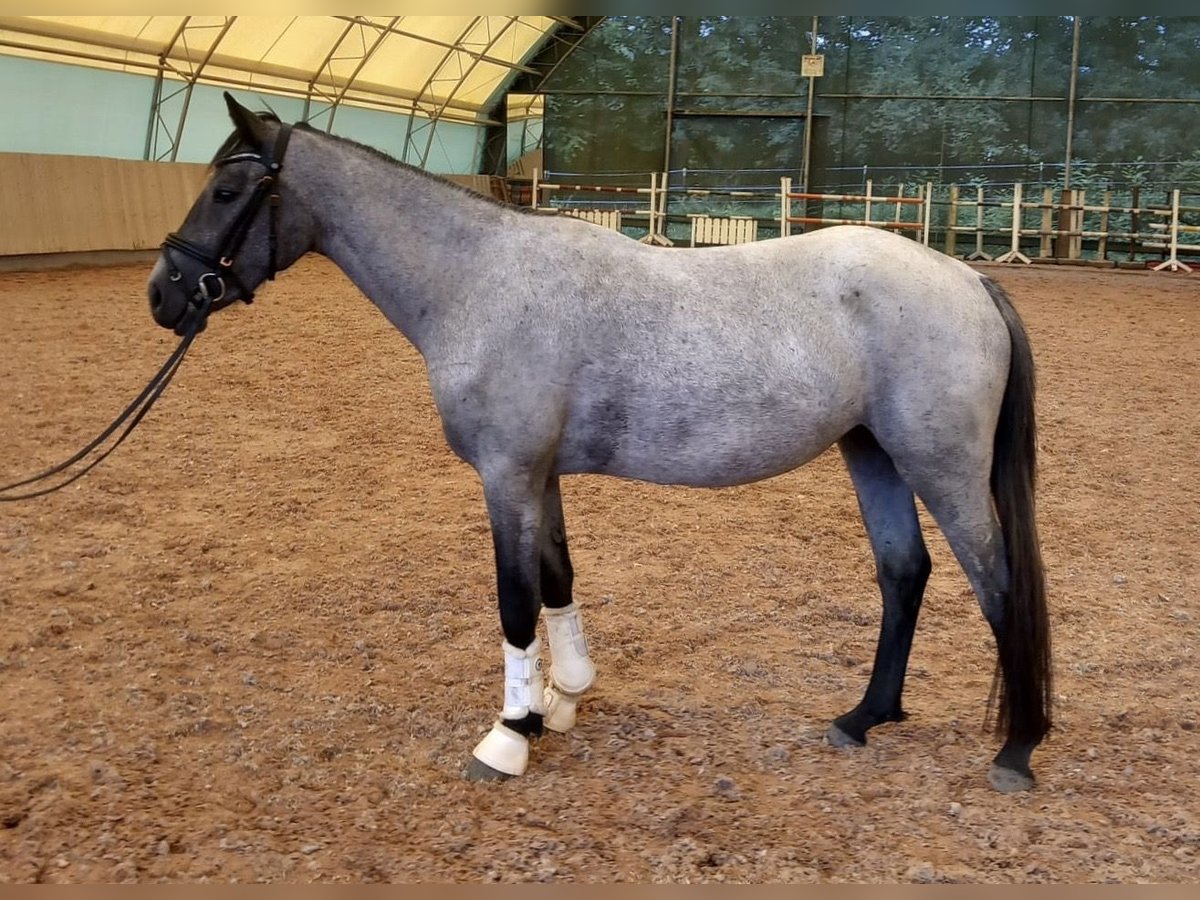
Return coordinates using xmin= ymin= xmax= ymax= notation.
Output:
xmin=945 ymin=184 xmax=959 ymax=257
xmin=1070 ymin=189 xmax=1085 ymax=260
xmin=1039 ymin=187 xmax=1055 ymax=258
xmin=1053 ymin=188 xmax=1071 ymax=258
xmin=1152 ymin=189 xmax=1193 ymax=272
xmin=801 ymin=16 xmax=819 ymax=195
xmin=531 ymin=167 xmax=541 ymax=209
xmin=659 ymin=171 xmax=669 ymax=243
xmin=641 ymin=172 xmax=672 ymax=246
xmin=648 ymin=171 xmax=657 ymax=240
xmin=167 ymin=82 xmax=195 ymax=163
xmin=966 ymin=185 xmax=992 ymax=261
xmin=781 ymin=176 xmax=792 ymax=238
xmin=661 ymin=171 xmax=669 ymax=243
xmin=1063 ymin=15 xmax=1082 ymax=191
xmin=1098 ymin=189 xmax=1112 ymax=261
xmin=923 ymin=181 xmax=933 ymax=247
xmin=663 ymin=16 xmax=679 ymax=176
xmin=864 ymin=179 xmax=873 ymax=225
xmin=1129 ymin=186 xmax=1141 ymax=262
xmin=662 ymin=16 xmax=680 ymax=231
xmin=996 ymin=182 xmax=1031 ymax=264
xmin=144 ymin=66 xmax=165 ymax=161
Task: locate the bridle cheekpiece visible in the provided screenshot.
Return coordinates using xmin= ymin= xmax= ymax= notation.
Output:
xmin=161 ymin=122 xmax=293 ymax=315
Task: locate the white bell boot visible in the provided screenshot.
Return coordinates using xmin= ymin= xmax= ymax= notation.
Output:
xmin=542 ymin=603 xmax=596 ymax=733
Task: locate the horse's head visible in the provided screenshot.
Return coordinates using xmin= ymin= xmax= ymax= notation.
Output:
xmin=148 ymin=93 xmax=314 ymax=335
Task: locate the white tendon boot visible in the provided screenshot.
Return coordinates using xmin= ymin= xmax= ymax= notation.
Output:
xmin=542 ymin=603 xmax=596 ymax=733
xmin=471 ymin=638 xmax=545 ymax=777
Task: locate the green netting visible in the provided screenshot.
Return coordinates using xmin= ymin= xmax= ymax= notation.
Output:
xmin=542 ymin=16 xmax=1200 ymax=195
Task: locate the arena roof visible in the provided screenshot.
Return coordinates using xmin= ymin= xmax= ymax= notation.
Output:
xmin=0 ymin=15 xmax=575 ymax=127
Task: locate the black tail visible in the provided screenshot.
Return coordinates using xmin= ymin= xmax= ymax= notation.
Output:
xmin=980 ymin=276 xmax=1053 ymax=746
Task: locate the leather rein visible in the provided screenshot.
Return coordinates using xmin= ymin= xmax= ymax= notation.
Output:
xmin=0 ymin=125 xmax=292 ymax=501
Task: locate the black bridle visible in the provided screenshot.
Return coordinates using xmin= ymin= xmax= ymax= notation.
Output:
xmin=161 ymin=122 xmax=292 ymax=315
xmin=0 ymin=123 xmax=293 ymax=502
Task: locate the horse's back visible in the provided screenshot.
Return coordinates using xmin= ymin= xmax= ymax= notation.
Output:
xmin=546 ymin=227 xmax=1006 ymax=486
xmin=604 ymin=223 xmax=1010 ymax=416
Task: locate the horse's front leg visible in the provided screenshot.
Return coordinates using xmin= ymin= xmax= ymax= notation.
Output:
xmin=465 ymin=466 xmax=551 ymax=781
xmin=466 ymin=470 xmax=597 ymax=781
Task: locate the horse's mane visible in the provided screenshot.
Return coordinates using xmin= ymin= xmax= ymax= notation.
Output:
xmin=214 ymin=109 xmax=534 ymax=215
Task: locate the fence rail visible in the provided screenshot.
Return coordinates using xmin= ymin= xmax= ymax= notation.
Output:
xmin=532 ymin=168 xmax=671 ymax=245
xmin=527 ymin=168 xmax=1198 ymax=271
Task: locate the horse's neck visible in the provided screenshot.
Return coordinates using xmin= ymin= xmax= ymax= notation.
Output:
xmin=298 ymin=139 xmax=498 ymax=351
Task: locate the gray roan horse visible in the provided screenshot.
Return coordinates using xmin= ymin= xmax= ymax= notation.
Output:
xmin=148 ymin=95 xmax=1052 ymax=792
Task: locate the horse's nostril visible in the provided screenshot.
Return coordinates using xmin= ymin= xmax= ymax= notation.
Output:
xmin=149 ymin=284 xmax=162 ymax=312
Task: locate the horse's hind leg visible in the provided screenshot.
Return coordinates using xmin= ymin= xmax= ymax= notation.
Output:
xmin=893 ymin=462 xmax=1044 ymax=792
xmin=539 ymin=475 xmax=596 ymax=733
xmin=828 ymin=426 xmax=932 ymax=748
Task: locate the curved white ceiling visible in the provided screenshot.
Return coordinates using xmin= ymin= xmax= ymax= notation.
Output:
xmin=0 ymin=15 xmax=568 ymax=126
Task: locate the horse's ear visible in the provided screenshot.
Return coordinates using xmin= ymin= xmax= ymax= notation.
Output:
xmin=224 ymin=91 xmax=271 ymax=148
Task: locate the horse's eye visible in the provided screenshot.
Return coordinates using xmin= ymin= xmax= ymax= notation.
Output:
xmin=213 ymin=188 xmax=239 ymax=204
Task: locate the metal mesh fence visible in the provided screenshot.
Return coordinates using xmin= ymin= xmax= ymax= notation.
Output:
xmin=538 ymin=16 xmax=1200 ymax=205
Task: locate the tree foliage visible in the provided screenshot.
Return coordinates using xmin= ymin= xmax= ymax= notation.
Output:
xmin=541 ymin=15 xmax=1200 ymax=191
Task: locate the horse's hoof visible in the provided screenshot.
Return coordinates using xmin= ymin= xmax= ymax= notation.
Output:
xmin=987 ymin=763 xmax=1035 ymax=793
xmin=826 ymin=723 xmax=865 ymax=749
xmin=470 ymin=722 xmax=528 ymax=778
xmin=465 ymin=757 xmax=513 ymax=782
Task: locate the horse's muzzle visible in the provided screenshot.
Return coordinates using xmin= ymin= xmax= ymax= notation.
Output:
xmin=148 ymin=258 xmax=210 ymax=336
xmin=148 ymin=258 xmax=185 ymax=328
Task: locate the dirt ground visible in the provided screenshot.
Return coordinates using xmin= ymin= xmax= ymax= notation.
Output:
xmin=0 ymin=256 xmax=1197 ymax=883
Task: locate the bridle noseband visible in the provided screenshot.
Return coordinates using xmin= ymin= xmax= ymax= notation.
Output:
xmin=161 ymin=123 xmax=292 ymax=313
